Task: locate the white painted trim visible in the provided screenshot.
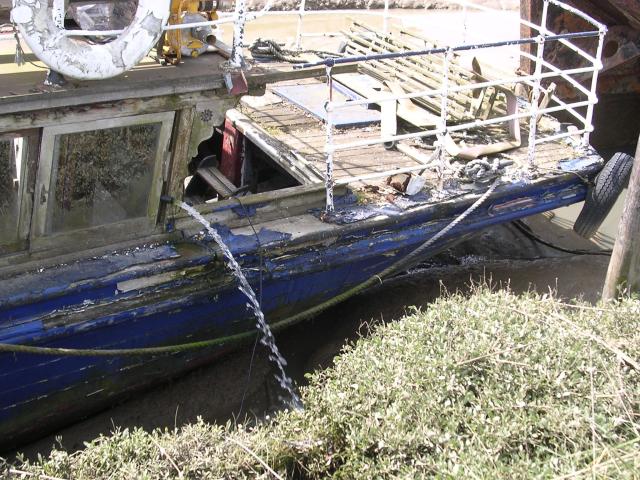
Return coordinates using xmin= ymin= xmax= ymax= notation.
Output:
xmin=32 ymin=112 xmax=175 ymax=239
xmin=11 ymin=0 xmax=170 ymax=80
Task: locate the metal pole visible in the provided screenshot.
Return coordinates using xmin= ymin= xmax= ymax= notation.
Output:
xmin=52 ymin=0 xmax=66 ymax=28
xmin=438 ymin=48 xmax=452 ymax=183
xmin=295 ymin=0 xmax=306 ymax=50
xmin=294 ymin=30 xmax=600 ymax=70
xmin=325 ymin=66 xmax=335 ymax=214
xmin=383 ymin=0 xmax=389 ymax=34
xmin=527 ymin=0 xmax=548 ymax=169
xmin=231 ymin=0 xmax=247 ymax=67
xmin=583 ymin=27 xmax=606 ymax=148
xmin=462 ymin=4 xmax=468 ymax=44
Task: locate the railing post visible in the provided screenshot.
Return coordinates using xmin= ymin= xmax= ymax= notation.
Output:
xmin=295 ymin=0 xmax=307 ymax=50
xmin=383 ymin=0 xmax=390 ymax=34
xmin=583 ymin=27 xmax=606 ymax=148
xmin=52 ymin=0 xmax=66 ymax=28
xmin=325 ymin=65 xmax=335 ymax=213
xmin=462 ymin=3 xmax=468 ymax=45
xmin=231 ymin=0 xmax=247 ymax=67
xmin=527 ymin=0 xmax=548 ymax=169
xmin=437 ymin=48 xmax=452 ymax=183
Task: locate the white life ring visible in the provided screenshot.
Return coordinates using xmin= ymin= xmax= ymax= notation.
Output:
xmin=11 ymin=0 xmax=170 ymax=80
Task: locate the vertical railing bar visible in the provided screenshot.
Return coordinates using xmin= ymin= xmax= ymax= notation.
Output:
xmin=583 ymin=28 xmax=606 ymax=148
xmin=527 ymin=0 xmax=549 ymax=169
xmin=462 ymin=3 xmax=468 ymax=45
xmin=325 ymin=66 xmax=335 ymax=213
xmin=231 ymin=0 xmax=247 ymax=67
xmin=438 ymin=48 xmax=452 ymax=183
xmin=295 ymin=0 xmax=307 ymax=50
xmin=519 ymin=50 xmax=592 ymax=98
xmin=383 ymin=0 xmax=390 ymax=34
xmin=52 ymin=0 xmax=66 ymax=28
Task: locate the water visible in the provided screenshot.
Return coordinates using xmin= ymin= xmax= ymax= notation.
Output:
xmin=178 ymin=202 xmax=302 ymax=409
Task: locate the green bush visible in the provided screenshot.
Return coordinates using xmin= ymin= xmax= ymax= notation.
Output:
xmin=9 ymin=289 xmax=640 ymax=479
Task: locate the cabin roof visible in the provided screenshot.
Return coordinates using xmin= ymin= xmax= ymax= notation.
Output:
xmin=0 ymin=37 xmax=335 ymax=115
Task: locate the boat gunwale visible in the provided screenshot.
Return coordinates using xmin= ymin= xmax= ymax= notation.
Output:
xmin=0 ymin=159 xmax=602 ymax=309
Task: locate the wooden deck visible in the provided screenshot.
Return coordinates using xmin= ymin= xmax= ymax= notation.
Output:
xmin=236 ymin=77 xmax=581 ymax=194
xmin=239 ymin=91 xmax=421 ymax=182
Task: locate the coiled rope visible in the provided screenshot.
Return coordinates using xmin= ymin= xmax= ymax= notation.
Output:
xmin=248 ymin=38 xmax=342 ymax=63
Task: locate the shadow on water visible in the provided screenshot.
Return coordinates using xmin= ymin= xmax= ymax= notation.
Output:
xmin=11 ymin=217 xmax=610 ymax=460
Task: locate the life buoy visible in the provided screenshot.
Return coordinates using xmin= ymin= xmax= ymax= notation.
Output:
xmin=11 ymin=0 xmax=171 ymax=80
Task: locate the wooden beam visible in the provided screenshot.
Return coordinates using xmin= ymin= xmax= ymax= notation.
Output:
xmin=603 ymin=137 xmax=640 ymax=300
xmin=0 ymin=0 xmax=9 ymax=24
xmin=166 ymin=107 xmax=197 ymax=203
xmin=196 ymin=166 xmax=237 ymax=198
xmin=520 ymin=0 xmax=543 ymax=74
xmin=0 ymin=89 xmax=230 ymax=133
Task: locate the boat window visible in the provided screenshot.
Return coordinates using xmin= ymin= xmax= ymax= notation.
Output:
xmin=33 ymin=112 xmax=174 ymax=242
xmin=0 ymin=135 xmax=29 ymax=256
xmin=50 ymin=124 xmax=160 ymax=233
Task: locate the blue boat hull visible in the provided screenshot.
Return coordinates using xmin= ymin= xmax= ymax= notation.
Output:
xmin=0 ymin=173 xmax=592 ymax=450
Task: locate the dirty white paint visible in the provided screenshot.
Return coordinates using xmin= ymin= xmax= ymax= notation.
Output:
xmin=11 ymin=0 xmax=170 ymax=80
xmin=51 ymin=0 xmax=64 ymax=28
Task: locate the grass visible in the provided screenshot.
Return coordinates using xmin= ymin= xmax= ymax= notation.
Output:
xmin=6 ymin=288 xmax=640 ymax=479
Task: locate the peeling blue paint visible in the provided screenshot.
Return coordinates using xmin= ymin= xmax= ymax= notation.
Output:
xmin=0 ymin=171 xmax=596 ymax=449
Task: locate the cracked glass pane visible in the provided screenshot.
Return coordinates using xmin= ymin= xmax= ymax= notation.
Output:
xmin=0 ymin=139 xmax=21 ymax=254
xmin=51 ymin=123 xmax=161 ymax=233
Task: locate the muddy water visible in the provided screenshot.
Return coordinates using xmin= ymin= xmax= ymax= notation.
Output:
xmin=13 ymin=217 xmax=610 ymax=460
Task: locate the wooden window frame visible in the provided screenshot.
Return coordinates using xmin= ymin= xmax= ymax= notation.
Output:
xmin=30 ymin=112 xmax=175 ymax=253
xmin=0 ymin=131 xmax=38 ymax=256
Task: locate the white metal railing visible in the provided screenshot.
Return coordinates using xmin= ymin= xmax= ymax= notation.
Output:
xmin=3 ymin=1 xmax=606 ymax=215
xmin=283 ymin=0 xmax=606 ymax=213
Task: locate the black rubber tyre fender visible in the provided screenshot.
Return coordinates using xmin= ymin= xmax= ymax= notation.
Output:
xmin=573 ymin=152 xmax=634 ymax=239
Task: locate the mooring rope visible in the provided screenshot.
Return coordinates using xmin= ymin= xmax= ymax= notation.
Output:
xmin=0 ymin=178 xmax=500 ymax=357
xmin=248 ymin=38 xmax=342 ymax=63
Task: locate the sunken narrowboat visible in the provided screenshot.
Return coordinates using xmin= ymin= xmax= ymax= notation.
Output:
xmin=0 ymin=0 xmax=615 ymax=449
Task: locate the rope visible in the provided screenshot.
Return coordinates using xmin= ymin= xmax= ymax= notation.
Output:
xmin=456 ymin=158 xmax=513 ymax=184
xmin=512 ymin=220 xmax=612 ymax=256
xmin=6 ymin=22 xmax=48 ymax=69
xmin=248 ymin=38 xmax=342 ymax=64
xmin=0 ymin=178 xmax=500 ymax=357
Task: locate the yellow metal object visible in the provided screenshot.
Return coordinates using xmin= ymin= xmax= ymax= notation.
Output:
xmin=164 ymin=0 xmax=219 ymax=64
xmin=171 ymin=0 xmax=201 ymax=14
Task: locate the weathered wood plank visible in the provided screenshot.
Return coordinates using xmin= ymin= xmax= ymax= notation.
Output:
xmin=520 ymin=0 xmax=543 ymax=74
xmin=167 ymin=107 xmax=197 ymax=202
xmin=0 ymin=89 xmax=232 ymax=133
xmin=227 ymin=109 xmax=324 ymax=184
xmin=602 ymin=138 xmax=640 ymax=299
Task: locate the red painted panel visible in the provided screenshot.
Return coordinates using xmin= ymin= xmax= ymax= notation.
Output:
xmin=219 ymin=118 xmax=243 ymax=187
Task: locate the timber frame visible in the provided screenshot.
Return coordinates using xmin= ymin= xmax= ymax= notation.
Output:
xmin=0 ymin=90 xmax=237 ymax=268
xmin=0 ymin=49 xmax=337 ymax=271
